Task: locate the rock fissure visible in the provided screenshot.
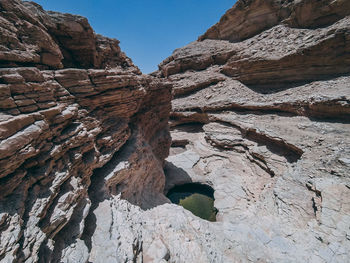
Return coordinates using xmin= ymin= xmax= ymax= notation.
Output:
xmin=1 ymin=0 xmax=350 ymax=262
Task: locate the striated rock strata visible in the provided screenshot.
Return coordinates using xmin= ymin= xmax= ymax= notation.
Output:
xmin=157 ymin=0 xmax=350 ymax=262
xmin=1 ymin=0 xmax=350 ymax=262
xmin=0 ymin=0 xmax=172 ymax=262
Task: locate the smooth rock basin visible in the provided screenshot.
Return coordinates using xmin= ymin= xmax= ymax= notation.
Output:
xmin=166 ymin=183 xmax=217 ymax=222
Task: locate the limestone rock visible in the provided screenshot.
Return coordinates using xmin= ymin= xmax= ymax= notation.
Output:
xmin=0 ymin=1 xmax=171 ymax=262
xmin=158 ymin=0 xmax=350 ymax=262
xmin=0 ymin=0 xmax=134 ymax=70
xmin=1 ymin=0 xmax=350 ymax=262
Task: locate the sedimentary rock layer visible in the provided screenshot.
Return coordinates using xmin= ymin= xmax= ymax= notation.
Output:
xmin=0 ymin=0 xmax=171 ymax=262
xmin=1 ymin=0 xmax=350 ymax=262
xmin=158 ymin=0 xmax=350 ymax=262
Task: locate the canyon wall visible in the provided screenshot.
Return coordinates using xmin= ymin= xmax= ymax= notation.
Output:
xmin=0 ymin=0 xmax=349 ymax=262
xmin=158 ymin=0 xmax=350 ymax=262
xmin=0 ymin=0 xmax=171 ymax=262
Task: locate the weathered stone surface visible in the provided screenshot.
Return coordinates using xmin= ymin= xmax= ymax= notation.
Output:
xmin=157 ymin=0 xmax=350 ymax=262
xmin=0 ymin=0 xmax=134 ymax=70
xmin=0 ymin=1 xmax=171 ymax=262
xmin=1 ymin=0 xmax=350 ymax=262
xmin=199 ymin=0 xmax=350 ymax=42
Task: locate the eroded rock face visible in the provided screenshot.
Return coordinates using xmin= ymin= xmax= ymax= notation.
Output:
xmin=0 ymin=0 xmax=133 ymax=69
xmin=0 ymin=0 xmax=171 ymax=262
xmin=158 ymin=0 xmax=350 ymax=262
xmin=1 ymin=0 xmax=350 ymax=262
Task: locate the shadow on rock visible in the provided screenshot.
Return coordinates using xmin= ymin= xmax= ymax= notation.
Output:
xmin=163 ymin=161 xmax=193 ymax=194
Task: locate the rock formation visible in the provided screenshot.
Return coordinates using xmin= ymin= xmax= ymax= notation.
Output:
xmin=0 ymin=0 xmax=171 ymax=262
xmin=158 ymin=0 xmax=350 ymax=262
xmin=0 ymin=0 xmax=350 ymax=262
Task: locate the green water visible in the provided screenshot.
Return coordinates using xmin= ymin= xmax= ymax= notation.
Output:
xmin=179 ymin=193 xmax=217 ymax=222
xmin=167 ymin=183 xmax=217 ymax=222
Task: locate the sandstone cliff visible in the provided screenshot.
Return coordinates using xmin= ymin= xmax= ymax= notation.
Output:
xmin=0 ymin=0 xmax=171 ymax=262
xmin=158 ymin=0 xmax=350 ymax=262
xmin=1 ymin=0 xmax=350 ymax=262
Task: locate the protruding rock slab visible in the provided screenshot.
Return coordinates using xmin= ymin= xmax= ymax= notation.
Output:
xmin=158 ymin=0 xmax=350 ymax=261
xmin=0 ymin=1 xmax=171 ymax=262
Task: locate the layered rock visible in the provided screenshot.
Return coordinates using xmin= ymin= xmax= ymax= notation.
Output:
xmin=0 ymin=0 xmax=133 ymax=69
xmin=1 ymin=0 xmax=350 ymax=262
xmin=0 ymin=0 xmax=171 ymax=262
xmin=158 ymin=0 xmax=350 ymax=262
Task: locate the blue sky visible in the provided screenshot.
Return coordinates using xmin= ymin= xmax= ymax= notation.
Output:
xmin=32 ymin=0 xmax=236 ymax=73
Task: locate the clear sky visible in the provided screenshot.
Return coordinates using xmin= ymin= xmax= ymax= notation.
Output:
xmin=32 ymin=0 xmax=236 ymax=73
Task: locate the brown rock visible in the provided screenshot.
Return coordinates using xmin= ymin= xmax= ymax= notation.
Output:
xmin=0 ymin=1 xmax=171 ymax=262
xmin=1 ymin=0 xmax=350 ymax=262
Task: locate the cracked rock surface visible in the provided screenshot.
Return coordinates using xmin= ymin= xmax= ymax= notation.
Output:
xmin=0 ymin=1 xmax=172 ymax=262
xmin=158 ymin=0 xmax=350 ymax=262
xmin=1 ymin=0 xmax=350 ymax=262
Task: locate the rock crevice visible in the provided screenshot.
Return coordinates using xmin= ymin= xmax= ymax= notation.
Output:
xmin=0 ymin=1 xmax=171 ymax=262
xmin=1 ymin=0 xmax=350 ymax=262
xmin=159 ymin=0 xmax=350 ymax=262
